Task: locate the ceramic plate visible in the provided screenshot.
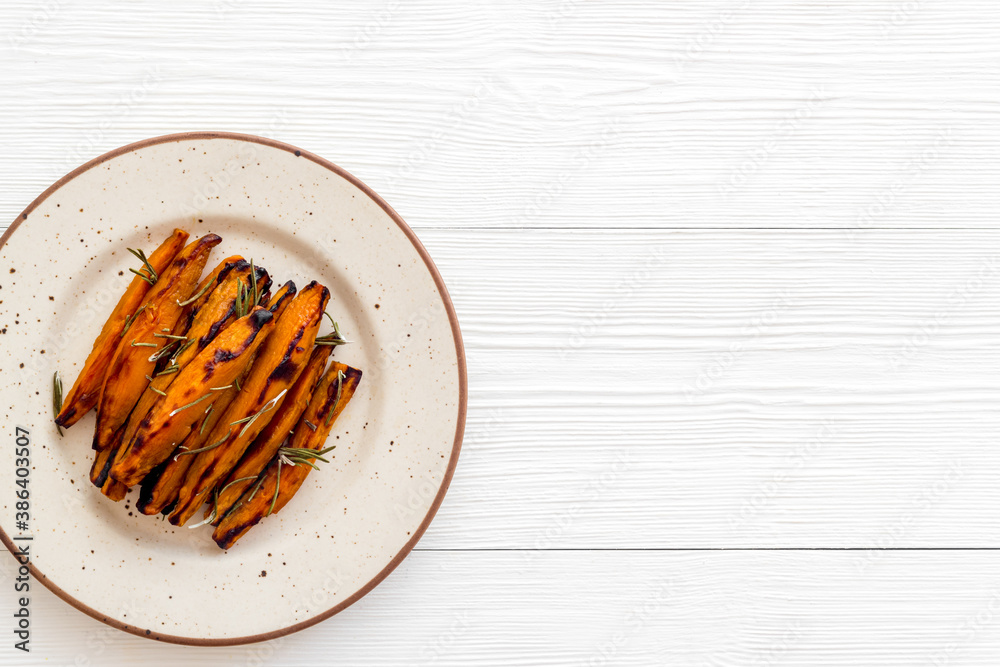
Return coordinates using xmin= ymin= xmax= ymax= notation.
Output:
xmin=0 ymin=133 xmax=466 ymax=645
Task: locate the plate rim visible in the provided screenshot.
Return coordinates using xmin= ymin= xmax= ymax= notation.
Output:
xmin=0 ymin=131 xmax=468 ymax=646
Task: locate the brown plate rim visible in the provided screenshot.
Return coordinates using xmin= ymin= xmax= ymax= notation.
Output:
xmin=0 ymin=131 xmax=467 ymax=646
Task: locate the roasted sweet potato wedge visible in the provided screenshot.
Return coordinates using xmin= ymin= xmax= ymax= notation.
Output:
xmin=115 ymin=259 xmax=270 ymax=458
xmin=212 ymin=361 xmax=362 ymax=549
xmin=266 ymin=281 xmax=296 ymax=316
xmin=177 ymin=254 xmax=244 ymax=331
xmin=109 ymin=307 xmax=275 ymax=487
xmin=169 ymin=281 xmax=328 ymax=526
xmin=136 ymin=284 xmax=290 ymax=515
xmin=92 ymin=234 xmax=222 ymax=451
xmin=101 ymin=476 xmax=128 ymax=502
xmin=89 ymin=437 xmax=117 ymax=486
xmin=213 ymin=345 xmax=332 ymax=520
xmin=55 ymin=229 xmax=189 ymax=428
xmin=137 ymin=391 xmax=231 ymax=515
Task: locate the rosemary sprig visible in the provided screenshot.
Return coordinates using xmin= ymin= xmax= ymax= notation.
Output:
xmin=52 ymin=371 xmax=64 ymax=437
xmin=176 ymin=280 xmax=213 ymax=307
xmin=131 ymin=340 xmax=158 ymax=348
xmin=149 ymin=340 xmax=180 ymax=363
xmin=199 ymin=404 xmax=213 ymax=435
xmin=120 ymin=304 xmax=148 ymax=338
xmin=246 ymin=472 xmax=266 ymax=503
xmin=168 ymin=392 xmax=212 ymax=417
xmin=234 ymin=280 xmax=251 ymax=318
xmin=173 ymin=429 xmax=230 ymax=460
xmin=220 ymin=469 xmax=269 ymax=523
xmin=249 ymin=259 xmax=260 ymax=307
xmin=326 ymin=370 xmax=345 ymax=426
xmin=169 ymin=339 xmax=195 ymax=364
xmin=188 ymin=487 xmax=220 ymax=529
xmin=279 ymin=445 xmax=336 ymax=468
xmin=143 ymin=375 xmax=168 ymax=395
xmin=231 ymin=389 xmax=287 ymax=438
xmin=155 ymin=364 xmax=180 ymax=377
xmin=221 ymin=476 xmax=258 ymax=496
xmin=315 ymin=318 xmax=349 ymax=346
xmin=127 ymin=247 xmax=158 ymax=285
xmin=266 ymin=459 xmax=282 ymax=516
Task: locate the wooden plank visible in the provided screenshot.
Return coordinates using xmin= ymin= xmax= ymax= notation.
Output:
xmin=2 ymin=550 xmax=999 ymax=665
xmin=413 ymin=229 xmax=1000 ymax=548
xmin=2 ymin=2 xmax=1000 ymax=229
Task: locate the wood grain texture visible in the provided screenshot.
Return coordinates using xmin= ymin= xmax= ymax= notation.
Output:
xmin=419 ymin=229 xmax=1000 ymax=548
xmin=2 ymin=0 xmax=1000 ymax=664
xmin=2 ymin=1 xmax=1000 ymax=229
xmin=1 ymin=550 xmax=1000 ymax=666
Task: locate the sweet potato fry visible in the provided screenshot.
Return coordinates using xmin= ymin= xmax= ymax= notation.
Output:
xmin=115 ymin=258 xmax=270 ymax=458
xmin=266 ymin=281 xmax=296 ymax=316
xmin=92 ymin=234 xmax=222 ymax=451
xmin=55 ymin=229 xmax=189 ymax=428
xmin=212 ymin=361 xmax=362 ymax=549
xmin=136 ymin=281 xmax=295 ymax=514
xmin=169 ymin=281 xmax=328 ymax=526
xmin=212 ymin=345 xmax=332 ymax=520
xmin=109 ymin=307 xmax=275 ymax=487
xmin=101 ymin=476 xmax=128 ymax=502
xmin=89 ymin=437 xmax=117 ymax=486
xmin=136 ymin=283 xmax=291 ymax=515
xmin=177 ymin=254 xmax=244 ymax=331
xmin=136 ymin=377 xmax=239 ymax=515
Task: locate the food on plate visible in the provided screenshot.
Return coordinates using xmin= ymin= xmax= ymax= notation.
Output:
xmin=55 ymin=229 xmax=189 ymax=429
xmin=213 ymin=361 xmax=362 ymax=549
xmin=167 ymin=281 xmax=329 ymax=526
xmin=54 ymin=228 xmax=361 ymax=549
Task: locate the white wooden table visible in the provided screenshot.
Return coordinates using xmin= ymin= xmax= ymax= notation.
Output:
xmin=3 ymin=1 xmax=1000 ymax=664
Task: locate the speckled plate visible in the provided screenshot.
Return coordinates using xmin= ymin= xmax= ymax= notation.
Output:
xmin=0 ymin=133 xmax=466 ymax=645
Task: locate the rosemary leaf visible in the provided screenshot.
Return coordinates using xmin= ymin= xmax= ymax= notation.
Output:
xmin=176 ymin=280 xmax=213 ymax=307
xmin=149 ymin=340 xmax=180 ymax=363
xmin=131 ymin=341 xmax=158 ymax=348
xmin=173 ymin=430 xmax=230 ymax=460
xmin=188 ymin=487 xmax=219 ymax=529
xmin=220 ymin=475 xmax=259 ymax=496
xmin=129 ymin=267 xmax=156 ymax=286
xmin=127 ymin=247 xmax=159 ymax=284
xmin=249 ymin=258 xmax=260 ymax=306
xmin=52 ymin=371 xmax=64 ymax=437
xmin=153 ymin=333 xmax=187 ymax=340
xmin=168 ymin=339 xmax=195 ymax=365
xmin=326 ymin=370 xmax=345 ymax=426
xmin=266 ymin=459 xmax=282 ymax=516
xmin=168 ymin=393 xmax=212 ymax=418
xmin=120 ymin=304 xmax=148 ymax=338
xmin=246 ymin=473 xmax=266 ymax=503
xmin=303 ymin=419 xmax=318 ymax=432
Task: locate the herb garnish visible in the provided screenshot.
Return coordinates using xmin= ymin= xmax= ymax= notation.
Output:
xmin=120 ymin=304 xmax=148 ymax=338
xmin=127 ymin=247 xmax=158 ymax=286
xmin=168 ymin=393 xmax=212 ymax=417
xmin=326 ymin=370 xmax=345 ymax=426
xmin=176 ymin=280 xmax=212 ymax=307
xmin=52 ymin=371 xmax=64 ymax=437
xmin=315 ymin=318 xmax=349 ymax=346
